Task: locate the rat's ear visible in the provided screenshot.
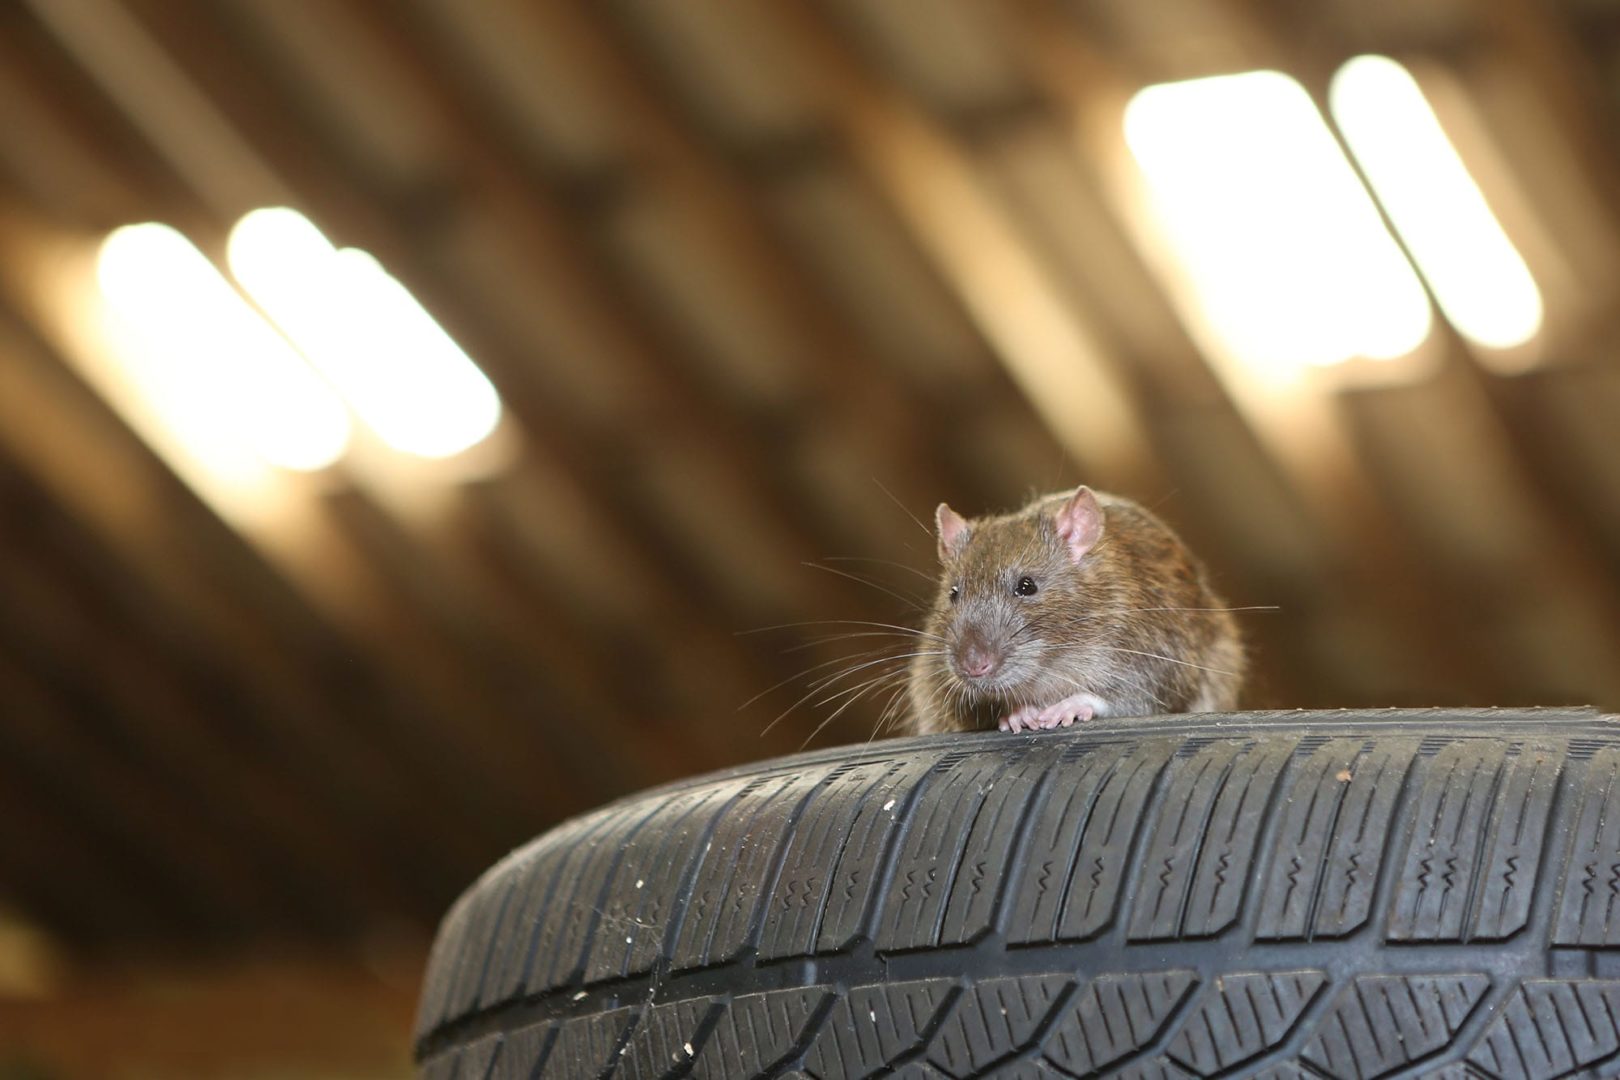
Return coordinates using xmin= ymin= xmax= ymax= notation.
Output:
xmin=1054 ymin=485 xmax=1104 ymax=562
xmin=935 ymin=503 xmax=971 ymax=561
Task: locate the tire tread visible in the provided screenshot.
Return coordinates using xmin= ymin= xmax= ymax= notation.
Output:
xmin=415 ymin=709 xmax=1620 ymax=1078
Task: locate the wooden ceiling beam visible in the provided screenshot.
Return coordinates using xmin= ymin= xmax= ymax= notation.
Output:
xmin=760 ymin=1 xmax=1161 ymax=494
xmin=161 ymin=0 xmax=942 ymax=748
xmin=1214 ymin=0 xmax=1620 ymax=706
xmin=414 ymin=0 xmax=1010 ymax=538
xmin=6 ymin=3 xmax=647 ymax=823
xmin=1466 ymin=0 xmax=1620 ymax=225
xmin=0 ymin=639 xmax=277 ymax=942
xmin=0 ymin=768 xmax=158 ymax=948
xmin=0 ymin=274 xmax=519 ymax=929
xmin=335 ymin=0 xmax=1030 ymax=746
xmin=0 ymin=480 xmax=393 ymax=935
xmin=313 ymin=487 xmax=694 ymax=792
xmin=214 ymin=0 xmax=890 ymax=619
xmin=160 ymin=0 xmax=844 ymax=646
xmin=0 ymin=12 xmax=535 ymax=885
xmin=0 ymin=3 xmax=190 ymax=228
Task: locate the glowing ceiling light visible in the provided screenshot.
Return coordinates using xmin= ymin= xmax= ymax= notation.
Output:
xmin=227 ymin=208 xmax=502 ymax=460
xmin=96 ymin=223 xmax=351 ymax=472
xmin=1124 ymin=70 xmax=1433 ymax=378
xmin=1332 ymin=55 xmax=1543 ymax=351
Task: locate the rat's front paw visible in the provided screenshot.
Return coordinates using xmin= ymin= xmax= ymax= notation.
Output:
xmin=1034 ymin=701 xmax=1093 ymax=729
xmin=999 ymin=705 xmax=1043 ymax=734
xmin=1000 ymin=693 xmax=1100 ymax=733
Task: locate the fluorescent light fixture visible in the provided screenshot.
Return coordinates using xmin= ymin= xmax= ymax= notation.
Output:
xmin=228 ymin=208 xmax=502 ymax=459
xmin=1331 ymin=55 xmax=1543 ymax=351
xmin=96 ymin=223 xmax=351 ymax=472
xmin=1124 ymin=70 xmax=1433 ymax=378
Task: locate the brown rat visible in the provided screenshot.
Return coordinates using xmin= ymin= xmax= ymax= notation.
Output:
xmin=907 ymin=485 xmax=1244 ymax=734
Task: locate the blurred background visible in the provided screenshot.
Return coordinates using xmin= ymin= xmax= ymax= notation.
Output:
xmin=2 ymin=0 xmax=1620 ymax=1074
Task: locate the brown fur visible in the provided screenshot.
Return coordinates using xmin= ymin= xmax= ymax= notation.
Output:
xmin=907 ymin=488 xmax=1244 ymax=734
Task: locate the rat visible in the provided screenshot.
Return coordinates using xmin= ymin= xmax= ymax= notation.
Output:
xmin=906 ymin=485 xmax=1244 ymax=735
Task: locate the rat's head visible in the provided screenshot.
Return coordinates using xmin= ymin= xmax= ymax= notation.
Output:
xmin=925 ymin=485 xmax=1111 ymax=708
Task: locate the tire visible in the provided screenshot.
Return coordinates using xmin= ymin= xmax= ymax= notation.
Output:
xmin=414 ymin=707 xmax=1620 ymax=1078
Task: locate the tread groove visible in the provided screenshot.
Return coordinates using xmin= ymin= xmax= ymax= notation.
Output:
xmin=1301 ymin=751 xmax=1354 ymax=944
xmin=1097 ymin=740 xmax=1177 ymax=947
xmin=1457 ymin=758 xmax=1508 ymax=945
xmin=1041 ymin=746 xmax=1125 ymax=945
xmin=801 ymin=760 xmax=906 ymax=953
xmin=1171 ymin=745 xmax=1242 ymax=938
xmin=988 ymin=759 xmax=1061 ymax=939
xmin=559 ymin=796 xmax=679 ymax=989
xmin=847 ymin=758 xmax=953 ymax=953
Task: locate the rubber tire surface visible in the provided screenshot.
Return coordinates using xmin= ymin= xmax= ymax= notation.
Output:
xmin=415 ymin=707 xmax=1620 ymax=1078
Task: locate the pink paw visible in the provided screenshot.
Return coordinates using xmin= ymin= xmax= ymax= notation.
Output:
xmin=999 ymin=706 xmax=1041 ymax=734
xmin=1034 ymin=700 xmax=1094 ymax=729
xmin=998 ymin=699 xmax=1095 ymax=733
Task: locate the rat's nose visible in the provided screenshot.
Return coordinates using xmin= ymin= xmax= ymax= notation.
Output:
xmin=956 ymin=638 xmax=1003 ymax=680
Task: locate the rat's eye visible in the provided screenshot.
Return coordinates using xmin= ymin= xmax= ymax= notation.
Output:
xmin=1015 ymin=576 xmax=1038 ymax=596
xmin=948 ymin=585 xmax=960 ymax=603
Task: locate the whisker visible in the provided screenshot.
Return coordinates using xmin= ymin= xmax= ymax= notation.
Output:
xmin=1007 ymin=621 xmax=1041 ymax=644
xmin=804 ymin=671 xmax=910 ymax=750
xmin=805 ymin=651 xmax=939 ymax=696
xmin=1094 ymin=645 xmax=1242 ymax=678
xmin=755 ymin=641 xmax=945 ymax=737
xmin=738 ymin=619 xmax=944 ymax=641
xmin=820 ymin=555 xmax=938 ymax=585
xmin=780 ymin=630 xmax=933 ymax=654
xmin=738 ymin=647 xmax=895 ymax=711
xmin=810 ymin=668 xmax=906 ymax=712
xmin=874 ymin=681 xmax=912 ymax=742
xmin=802 ymin=561 xmax=927 ymax=612
xmin=873 ymin=477 xmax=933 ymax=539
xmin=1097 ymin=604 xmax=1280 ymax=615
xmin=758 ymin=661 xmax=892 ymax=739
